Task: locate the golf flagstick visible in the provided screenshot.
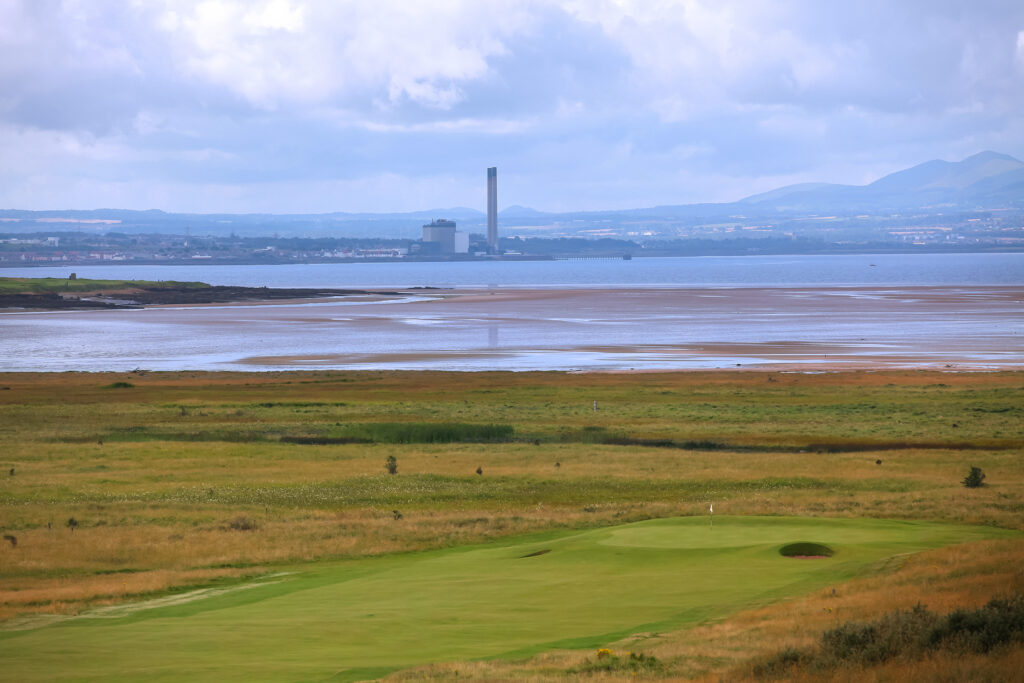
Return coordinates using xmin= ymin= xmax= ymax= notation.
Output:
xmin=710 ymin=502 xmax=713 ymax=529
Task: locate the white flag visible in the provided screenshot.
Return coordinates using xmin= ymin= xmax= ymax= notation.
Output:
xmin=710 ymin=503 xmax=713 ymax=514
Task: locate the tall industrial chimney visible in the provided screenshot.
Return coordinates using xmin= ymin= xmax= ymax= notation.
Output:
xmin=486 ymin=167 xmax=497 ymax=253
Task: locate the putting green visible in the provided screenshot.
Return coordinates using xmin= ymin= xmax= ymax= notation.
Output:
xmin=0 ymin=516 xmax=1014 ymax=682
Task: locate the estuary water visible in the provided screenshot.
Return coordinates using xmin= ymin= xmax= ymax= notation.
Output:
xmin=2 ymin=253 xmax=1022 ymax=372
xmin=4 ymin=252 xmax=1024 ymax=289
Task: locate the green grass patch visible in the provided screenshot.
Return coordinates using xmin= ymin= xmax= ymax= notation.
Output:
xmin=0 ymin=516 xmax=1014 ymax=682
xmin=72 ymin=421 xmax=515 ymax=446
xmin=0 ymin=277 xmax=208 ymax=294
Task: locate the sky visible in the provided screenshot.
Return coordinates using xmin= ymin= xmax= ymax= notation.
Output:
xmin=1 ymin=0 xmax=1023 ymax=214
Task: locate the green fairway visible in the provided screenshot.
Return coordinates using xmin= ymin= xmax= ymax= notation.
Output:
xmin=0 ymin=516 xmax=1014 ymax=682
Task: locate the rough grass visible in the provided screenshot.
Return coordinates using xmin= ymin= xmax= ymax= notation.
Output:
xmin=0 ymin=369 xmax=1021 ymax=640
xmin=752 ymin=596 xmax=1024 ymax=676
xmin=0 ymin=516 xmax=1013 ymax=682
xmin=0 ymin=277 xmax=208 ymax=295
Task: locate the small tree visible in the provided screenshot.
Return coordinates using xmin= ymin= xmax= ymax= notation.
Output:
xmin=963 ymin=466 xmax=986 ymax=488
xmin=384 ymin=455 xmax=398 ymax=475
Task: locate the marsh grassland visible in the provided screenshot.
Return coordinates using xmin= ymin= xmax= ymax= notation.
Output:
xmin=0 ymin=370 xmax=1021 ymax=680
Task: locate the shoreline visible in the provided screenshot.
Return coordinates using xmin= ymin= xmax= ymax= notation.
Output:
xmin=3 ymin=246 xmax=1023 ymax=270
xmin=2 ymin=285 xmax=1021 ymax=372
xmin=0 ymin=284 xmax=407 ymax=311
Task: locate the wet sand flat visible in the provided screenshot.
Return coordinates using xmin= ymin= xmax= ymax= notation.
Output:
xmin=1 ymin=286 xmax=1021 ymax=371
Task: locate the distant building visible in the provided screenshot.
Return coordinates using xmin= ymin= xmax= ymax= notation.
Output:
xmin=422 ymin=219 xmax=468 ymax=254
xmin=487 ymin=167 xmax=498 ymax=252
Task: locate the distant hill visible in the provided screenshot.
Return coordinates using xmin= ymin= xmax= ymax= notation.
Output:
xmin=499 ymin=205 xmax=546 ymax=218
xmin=736 ymin=151 xmax=1024 ymax=212
xmin=867 ymin=151 xmax=1022 ymax=192
xmin=738 ymin=183 xmax=851 ymax=205
xmin=1 ymin=152 xmax=1021 ymax=238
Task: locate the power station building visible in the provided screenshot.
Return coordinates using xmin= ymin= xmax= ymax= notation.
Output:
xmin=418 ymin=167 xmax=497 ymax=256
xmin=421 ymin=219 xmax=468 ymax=254
xmin=487 ymin=167 xmax=498 ymax=253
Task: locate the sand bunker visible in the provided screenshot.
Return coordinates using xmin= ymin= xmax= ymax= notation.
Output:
xmin=779 ymin=542 xmax=835 ymax=559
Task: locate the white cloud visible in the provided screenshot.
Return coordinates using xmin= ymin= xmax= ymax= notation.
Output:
xmin=345 ymin=117 xmax=533 ymax=135
xmin=151 ymin=0 xmax=530 ymax=109
xmin=0 ymin=0 xmax=1022 ymax=212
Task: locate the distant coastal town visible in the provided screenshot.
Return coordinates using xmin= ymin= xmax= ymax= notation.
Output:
xmin=3 ymin=154 xmax=1022 ymax=266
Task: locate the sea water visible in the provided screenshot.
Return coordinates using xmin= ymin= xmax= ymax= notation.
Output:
xmin=2 ymin=253 xmax=1022 ymax=371
xmin=4 ymin=252 xmax=1023 ymax=289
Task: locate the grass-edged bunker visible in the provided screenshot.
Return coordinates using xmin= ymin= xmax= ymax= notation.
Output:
xmin=779 ymin=542 xmax=835 ymax=558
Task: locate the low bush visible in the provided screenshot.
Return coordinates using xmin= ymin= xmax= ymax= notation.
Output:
xmin=928 ymin=596 xmax=1024 ymax=653
xmin=963 ymin=466 xmax=987 ymax=488
xmin=753 ymin=596 xmax=1024 ymax=677
xmin=227 ymin=517 xmax=258 ymax=531
xmin=571 ymin=649 xmax=665 ymax=674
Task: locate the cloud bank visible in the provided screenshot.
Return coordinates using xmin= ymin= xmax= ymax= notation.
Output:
xmin=1 ymin=0 xmax=1022 ymax=212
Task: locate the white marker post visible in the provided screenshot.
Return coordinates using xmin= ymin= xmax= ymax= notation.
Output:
xmin=709 ymin=502 xmax=713 ymax=529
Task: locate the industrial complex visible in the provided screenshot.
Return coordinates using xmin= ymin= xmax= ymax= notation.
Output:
xmin=419 ymin=218 xmax=468 ymax=254
xmin=487 ymin=166 xmax=498 ymax=252
xmin=418 ymin=167 xmax=499 ymax=256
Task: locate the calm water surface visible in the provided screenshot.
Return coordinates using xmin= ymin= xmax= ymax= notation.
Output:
xmin=5 ymin=253 xmax=1024 ymax=288
xmin=2 ymin=254 xmax=1022 ymax=372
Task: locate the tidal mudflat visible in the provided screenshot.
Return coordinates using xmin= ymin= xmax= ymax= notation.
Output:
xmin=2 ymin=285 xmax=1021 ymax=371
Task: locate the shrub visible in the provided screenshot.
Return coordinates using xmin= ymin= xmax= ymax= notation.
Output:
xmin=927 ymin=595 xmax=1024 ymax=653
xmin=104 ymin=381 xmax=134 ymax=389
xmin=754 ymin=596 xmax=1024 ymax=677
xmin=384 ymin=455 xmax=398 ymax=475
xmin=820 ymin=604 xmax=939 ymax=664
xmin=963 ymin=466 xmax=986 ymax=488
xmin=752 ymin=646 xmax=810 ymax=677
xmin=227 ymin=517 xmax=258 ymax=531
xmin=572 ymin=649 xmax=664 ymax=674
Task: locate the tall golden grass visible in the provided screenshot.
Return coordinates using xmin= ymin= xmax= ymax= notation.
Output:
xmin=1 ymin=369 xmax=1021 ymax=645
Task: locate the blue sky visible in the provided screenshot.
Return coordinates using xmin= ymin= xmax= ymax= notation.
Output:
xmin=1 ymin=0 xmax=1022 ymax=213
